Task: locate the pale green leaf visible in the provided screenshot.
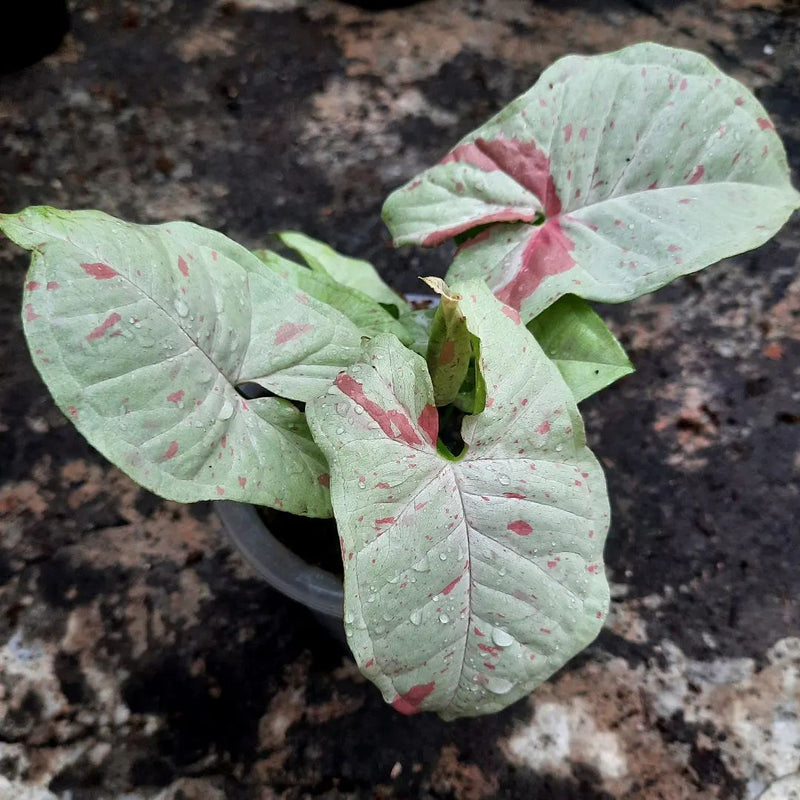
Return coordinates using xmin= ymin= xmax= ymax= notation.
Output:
xmin=527 ymin=295 xmax=633 ymax=402
xmin=306 ymin=281 xmax=609 ymax=718
xmin=276 ymin=230 xmax=408 ymax=313
xmin=383 ymin=43 xmax=800 ymax=322
xmin=0 ymin=207 xmax=362 ymax=515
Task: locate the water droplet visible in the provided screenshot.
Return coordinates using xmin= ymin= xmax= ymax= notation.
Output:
xmin=409 ymin=610 xmax=422 ymax=626
xmin=555 ymin=444 xmax=563 ymax=453
xmin=336 ymin=426 xmax=345 ymax=435
xmin=486 ymin=676 xmax=514 ymax=695
xmin=357 ymin=476 xmax=366 ymax=489
xmin=354 ymin=404 xmax=364 ymax=415
xmin=627 ymin=223 xmax=635 ymax=231
xmin=174 ymin=297 xmax=189 ymax=317
xmin=335 ymin=402 xmax=349 ymax=417
xmin=387 ymin=575 xmax=399 ymax=584
xmin=439 ymin=553 xmax=447 ymax=561
xmin=344 ymin=610 xmax=354 ymax=624
xmin=498 ymin=474 xmax=511 ymax=486
xmin=219 ymin=399 xmax=234 ymax=420
xmin=439 ymin=613 xmax=450 ymax=624
xmin=412 ymin=556 xmax=429 ymax=572
xmin=492 ymin=628 xmax=514 ymax=647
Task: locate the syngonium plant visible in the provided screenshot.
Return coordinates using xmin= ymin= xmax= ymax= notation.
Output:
xmin=3 ymin=43 xmax=798 ymax=719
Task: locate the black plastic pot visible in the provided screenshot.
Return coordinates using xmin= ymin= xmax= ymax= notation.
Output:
xmin=215 ymin=500 xmax=345 ymax=639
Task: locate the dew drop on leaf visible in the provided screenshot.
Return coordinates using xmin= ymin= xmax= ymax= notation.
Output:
xmin=173 ymin=297 xmax=189 ymax=317
xmin=491 ymin=628 xmax=514 ymax=647
xmin=218 ymin=399 xmax=234 ymax=420
xmin=485 ymin=676 xmax=514 ymax=695
xmin=409 ymin=610 xmax=423 ymax=626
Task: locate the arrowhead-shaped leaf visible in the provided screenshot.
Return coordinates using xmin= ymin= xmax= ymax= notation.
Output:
xmin=527 ymin=295 xmax=634 ymax=402
xmin=383 ymin=43 xmax=800 ymax=322
xmin=276 ymin=231 xmax=408 ymax=314
xmin=306 ymin=281 xmax=610 ymax=718
xmin=1 ymin=207 xmax=367 ymax=514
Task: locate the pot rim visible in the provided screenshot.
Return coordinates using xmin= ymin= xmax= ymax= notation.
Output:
xmin=214 ymin=501 xmax=344 ymax=619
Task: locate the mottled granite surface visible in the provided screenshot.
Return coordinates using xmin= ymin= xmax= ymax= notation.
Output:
xmin=1 ymin=1 xmax=799 ymax=798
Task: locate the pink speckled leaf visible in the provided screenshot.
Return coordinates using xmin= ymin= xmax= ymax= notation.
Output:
xmin=0 ymin=207 xmax=366 ymax=515
xmin=306 ymin=281 xmax=610 ymax=719
xmin=383 ymin=43 xmax=800 ymax=322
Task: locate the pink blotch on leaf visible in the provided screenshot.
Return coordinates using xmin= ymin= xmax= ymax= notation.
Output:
xmin=167 ymin=390 xmax=185 ymax=404
xmin=161 ymin=441 xmax=179 ymax=461
xmin=24 ymin=304 xmax=41 ymax=322
xmin=438 ymin=339 xmax=456 ymax=365
xmin=67 ymin=406 xmax=78 ymax=418
xmin=503 ymin=492 xmax=525 ymax=500
xmin=441 ymin=574 xmax=463 ymax=596
xmin=46 ymin=281 xmax=60 ymax=290
xmin=391 ymin=682 xmax=436 ymax=715
xmin=579 ymin=127 xmax=588 ymax=141
xmin=757 ymin=118 xmax=774 ymax=131
xmin=508 ymin=520 xmax=532 ymax=536
xmin=238 ymin=477 xmax=247 ymax=488
xmin=563 ymin=123 xmax=573 ymax=143
xmin=587 ymin=564 xmax=600 ymax=574
xmin=178 ymin=256 xmax=189 ymax=277
xmin=25 ymin=281 xmax=40 ymax=291
xmin=86 ymin=312 xmax=121 ymax=341
xmin=687 ymin=165 xmax=705 ymax=185
xmin=417 ymin=403 xmax=439 ymax=446
xmin=81 ymin=262 xmax=118 ymax=280
xmin=679 ymin=78 xmax=688 ymax=91
xmin=501 ymin=305 xmax=521 ymax=325
xmin=274 ymin=322 xmax=313 ymax=345
xmin=536 ymin=420 xmax=551 ymax=435
xmin=318 ymin=474 xmax=330 ymax=488
xmin=216 ymin=486 xmax=225 ymax=497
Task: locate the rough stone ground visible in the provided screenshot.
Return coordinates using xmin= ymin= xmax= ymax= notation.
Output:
xmin=0 ymin=0 xmax=799 ymax=798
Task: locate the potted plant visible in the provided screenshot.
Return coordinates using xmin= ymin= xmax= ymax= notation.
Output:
xmin=2 ymin=43 xmax=797 ymax=719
